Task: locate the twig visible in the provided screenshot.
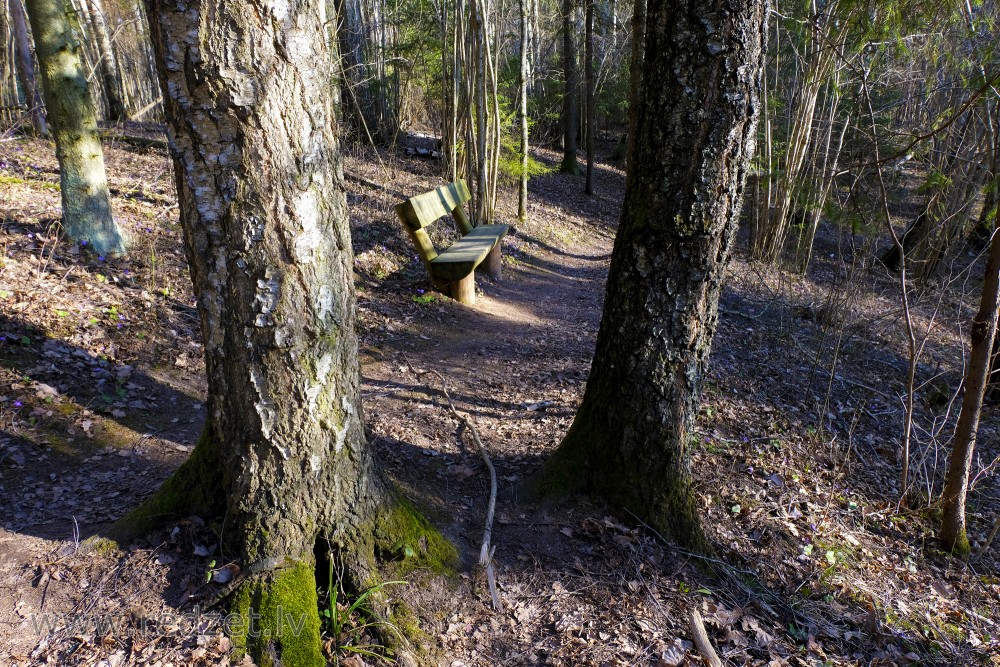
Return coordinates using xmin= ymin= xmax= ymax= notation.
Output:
xmin=974 ymin=514 xmax=1000 ymax=562
xmin=688 ymin=609 xmax=723 ymax=667
xmin=403 ymin=354 xmax=503 ymax=611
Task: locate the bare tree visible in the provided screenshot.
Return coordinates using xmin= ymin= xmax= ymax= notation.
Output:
xmin=9 ymin=0 xmax=47 ymax=135
xmin=530 ymin=0 xmax=767 ymax=548
xmin=24 ymin=0 xmax=128 ymax=254
xmin=940 ymin=225 xmax=1000 ymax=556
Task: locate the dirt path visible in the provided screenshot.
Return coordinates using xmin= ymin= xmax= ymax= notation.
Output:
xmin=2 ymin=134 xmax=999 ymax=666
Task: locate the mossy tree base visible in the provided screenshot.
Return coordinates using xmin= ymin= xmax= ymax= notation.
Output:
xmin=106 ymin=431 xmax=456 ymax=666
xmin=526 ymin=402 xmax=709 ymax=554
xmin=940 ymin=529 xmax=972 ymax=559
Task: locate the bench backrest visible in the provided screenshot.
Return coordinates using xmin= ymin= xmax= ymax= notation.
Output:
xmin=395 ymin=180 xmax=474 ymax=265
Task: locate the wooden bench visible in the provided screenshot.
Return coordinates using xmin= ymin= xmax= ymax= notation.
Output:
xmin=395 ymin=179 xmax=509 ymax=305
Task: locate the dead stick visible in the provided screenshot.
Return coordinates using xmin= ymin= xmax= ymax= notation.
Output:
xmin=404 ymin=355 xmax=503 ymax=611
xmin=689 ymin=609 xmax=723 ymax=667
xmin=975 ymin=514 xmax=1000 ymax=562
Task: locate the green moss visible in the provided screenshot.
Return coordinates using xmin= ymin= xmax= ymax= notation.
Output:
xmin=86 ymin=536 xmax=120 ymax=556
xmin=0 ymin=175 xmax=59 ymax=191
xmin=230 ymin=560 xmax=325 ymax=667
xmin=945 ymin=531 xmax=971 ymax=559
xmin=106 ymin=426 xmax=222 ymax=544
xmin=389 ymin=600 xmax=424 ymax=642
xmin=373 ymin=496 xmax=459 ymax=575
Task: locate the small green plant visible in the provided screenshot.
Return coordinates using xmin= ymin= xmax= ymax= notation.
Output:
xmin=411 ymin=291 xmax=435 ymax=305
xmin=322 ymin=561 xmax=405 ymax=664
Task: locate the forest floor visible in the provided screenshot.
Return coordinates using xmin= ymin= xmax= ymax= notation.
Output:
xmin=0 ymin=128 xmax=999 ymax=667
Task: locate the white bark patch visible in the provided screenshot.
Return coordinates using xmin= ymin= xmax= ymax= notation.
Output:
xmin=255 ymin=272 xmax=280 ymax=327
xmin=306 ymin=353 xmax=333 ymax=412
xmin=292 ymin=190 xmax=323 ymax=263
xmin=317 ymin=285 xmax=335 ymax=321
xmin=310 ymin=454 xmax=322 ymax=474
xmin=219 ymin=67 xmax=257 ymax=106
xmin=270 ymin=0 xmax=290 ymax=22
xmin=333 ymin=397 xmax=354 ymax=454
xmin=249 ymin=366 xmax=276 ymax=438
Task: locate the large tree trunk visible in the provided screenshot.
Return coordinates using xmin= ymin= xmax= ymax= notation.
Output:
xmin=559 ymin=0 xmax=580 ymax=174
xmin=24 ymin=0 xmax=128 ymax=255
xmin=530 ymin=0 xmax=766 ymax=549
xmin=81 ymin=0 xmax=126 ymax=122
xmin=940 ymin=226 xmax=1000 ymax=556
xmin=9 ymin=0 xmax=47 ymax=136
xmin=130 ymin=0 xmax=454 ymax=663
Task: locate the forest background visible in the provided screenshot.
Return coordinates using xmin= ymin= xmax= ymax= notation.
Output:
xmin=1 ymin=0 xmax=1000 ymax=665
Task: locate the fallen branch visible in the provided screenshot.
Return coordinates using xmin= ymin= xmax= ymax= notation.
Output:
xmin=100 ymin=132 xmax=167 ymax=150
xmin=404 ymin=355 xmax=503 ymax=611
xmin=688 ymin=609 xmax=723 ymax=667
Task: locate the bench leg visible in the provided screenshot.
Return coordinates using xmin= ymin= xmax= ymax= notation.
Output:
xmin=479 ymin=244 xmax=502 ymax=281
xmin=450 ymin=274 xmax=476 ymax=305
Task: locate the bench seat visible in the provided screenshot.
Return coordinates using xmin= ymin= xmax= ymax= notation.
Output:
xmin=430 ymin=224 xmax=510 ymax=281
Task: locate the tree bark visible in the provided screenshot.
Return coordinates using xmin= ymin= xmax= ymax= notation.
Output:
xmin=625 ymin=0 xmax=645 ymax=174
xmin=584 ymin=0 xmax=594 ymax=195
xmin=135 ymin=0 xmax=454 ymax=662
xmin=518 ymin=0 xmax=530 ymax=222
xmin=9 ymin=0 xmax=47 ymax=136
xmin=81 ymin=0 xmax=126 ymax=122
xmin=559 ymin=0 xmax=580 ymax=174
xmin=24 ymin=0 xmax=128 ymax=255
xmin=940 ymin=225 xmax=1000 ymax=556
xmin=530 ymin=0 xmax=767 ymax=549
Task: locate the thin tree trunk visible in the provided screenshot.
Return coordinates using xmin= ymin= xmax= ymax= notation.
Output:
xmin=81 ymin=0 xmax=126 ymax=122
xmin=24 ymin=0 xmax=127 ymax=255
xmin=625 ymin=0 xmax=643 ymax=174
xmin=518 ymin=0 xmax=529 ymax=223
xmin=584 ymin=0 xmax=594 ymax=195
xmin=559 ymin=0 xmax=580 ymax=174
xmin=530 ymin=0 xmax=767 ymax=549
xmin=9 ymin=0 xmax=47 ymax=135
xmin=940 ymin=225 xmax=1000 ymax=556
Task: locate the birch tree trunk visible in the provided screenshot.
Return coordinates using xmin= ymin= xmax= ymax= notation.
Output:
xmin=940 ymin=225 xmax=1000 ymax=556
xmin=24 ymin=0 xmax=128 ymax=255
xmin=132 ymin=0 xmax=454 ymax=662
xmin=9 ymin=0 xmax=47 ymax=135
xmin=530 ymin=0 xmax=767 ymax=548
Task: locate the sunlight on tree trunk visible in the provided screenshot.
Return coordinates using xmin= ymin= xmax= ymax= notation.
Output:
xmin=528 ymin=0 xmax=767 ymax=549
xmin=559 ymin=0 xmax=580 ymax=175
xmin=940 ymin=225 xmax=1000 ymax=557
xmin=129 ymin=0 xmax=455 ymax=662
xmin=24 ymin=0 xmax=128 ymax=255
